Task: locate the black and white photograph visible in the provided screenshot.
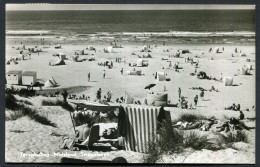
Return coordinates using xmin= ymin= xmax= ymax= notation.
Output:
xmin=5 ymin=4 xmax=255 ymax=164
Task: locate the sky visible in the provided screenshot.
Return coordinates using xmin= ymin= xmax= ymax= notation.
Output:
xmin=6 ymin=4 xmax=255 ymax=11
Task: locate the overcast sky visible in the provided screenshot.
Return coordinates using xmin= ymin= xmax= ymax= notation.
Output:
xmin=6 ymin=4 xmax=255 ymax=11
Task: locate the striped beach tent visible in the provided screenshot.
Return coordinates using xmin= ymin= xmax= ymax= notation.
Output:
xmin=118 ymin=106 xmax=170 ymax=153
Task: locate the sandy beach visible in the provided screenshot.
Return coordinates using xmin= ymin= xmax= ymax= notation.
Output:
xmin=5 ymin=35 xmax=255 ymax=163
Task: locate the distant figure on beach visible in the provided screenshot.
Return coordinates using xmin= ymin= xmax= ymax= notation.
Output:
xmin=239 ymin=111 xmax=244 ymax=120
xmin=62 ymin=89 xmax=68 ymax=103
xmin=96 ymin=88 xmax=102 ymax=101
xmin=120 ymin=68 xmax=123 ymax=75
xmin=220 ymin=73 xmax=223 ymax=82
xmin=111 ymin=61 xmax=113 ymax=68
xmin=194 ymin=95 xmax=198 ymax=106
xmin=164 ymin=86 xmax=167 ymax=91
xmin=88 ymin=72 xmax=90 ymax=82
xmin=200 ymin=90 xmax=204 ymax=101
xmin=178 ymin=87 xmax=181 ymax=98
xmin=107 ymin=91 xmax=112 ymax=102
xmin=103 ymin=70 xmax=106 ymax=79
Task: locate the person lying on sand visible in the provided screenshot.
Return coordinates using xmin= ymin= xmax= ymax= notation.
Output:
xmin=225 ymin=103 xmax=240 ymax=111
xmin=189 ymin=87 xmax=206 ymax=91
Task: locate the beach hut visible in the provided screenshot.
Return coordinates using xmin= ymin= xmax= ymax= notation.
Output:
xmin=241 ymin=66 xmax=250 ymax=75
xmin=6 ymin=70 xmax=22 ymax=85
xmin=126 ymin=70 xmax=142 ymax=75
xmin=147 ymin=93 xmax=168 ymax=106
xmin=87 ymin=45 xmax=95 ymax=50
xmin=70 ymin=56 xmax=78 ymax=62
xmin=182 ymin=49 xmax=189 ymax=54
xmin=156 ymin=72 xmax=166 ymax=81
xmin=55 ymin=44 xmax=61 ymax=49
xmin=224 ymin=77 xmax=233 ymax=86
xmin=58 ymin=53 xmax=66 ymax=60
xmin=137 ymin=59 xmax=144 ymax=67
xmin=22 ymin=71 xmax=37 ymax=85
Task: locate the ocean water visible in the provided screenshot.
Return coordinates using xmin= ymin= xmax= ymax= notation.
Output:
xmin=5 ymin=10 xmax=255 ymax=44
xmin=6 ymin=10 xmax=255 ymax=33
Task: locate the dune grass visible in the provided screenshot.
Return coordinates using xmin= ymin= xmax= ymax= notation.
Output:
xmin=183 ymin=131 xmax=213 ymax=150
xmin=217 ymin=131 xmax=248 ymax=146
xmin=145 ymin=120 xmax=214 ymax=163
xmin=6 ymin=93 xmax=56 ymax=127
xmin=179 ymin=113 xmax=208 ymax=122
xmin=5 ymin=93 xmax=20 ymax=110
xmin=41 ymin=99 xmax=74 ymax=112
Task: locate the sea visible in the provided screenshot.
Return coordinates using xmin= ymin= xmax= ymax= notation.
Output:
xmin=6 ymin=10 xmax=256 ymax=44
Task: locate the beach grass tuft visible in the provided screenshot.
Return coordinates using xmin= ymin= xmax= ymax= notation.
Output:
xmin=6 ymin=93 xmax=56 ymax=127
xmin=183 ymin=131 xmax=213 ymax=150
xmin=178 ymin=113 xmax=207 ymax=123
xmin=41 ymin=99 xmax=74 ymax=112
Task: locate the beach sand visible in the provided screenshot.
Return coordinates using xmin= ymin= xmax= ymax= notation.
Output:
xmin=5 ymin=37 xmax=255 ymax=163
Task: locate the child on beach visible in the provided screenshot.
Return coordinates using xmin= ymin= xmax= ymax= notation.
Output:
xmin=103 ymin=70 xmax=106 ymax=79
xmin=88 ymin=72 xmax=90 ymax=82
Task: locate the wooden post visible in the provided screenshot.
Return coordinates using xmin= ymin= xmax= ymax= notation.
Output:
xmin=68 ymin=110 xmax=76 ymax=134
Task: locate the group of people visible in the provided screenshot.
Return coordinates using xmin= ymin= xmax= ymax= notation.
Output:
xmin=95 ymin=88 xmax=112 ymax=103
xmin=225 ymin=103 xmax=241 ymax=111
xmin=98 ymin=61 xmax=113 ymax=69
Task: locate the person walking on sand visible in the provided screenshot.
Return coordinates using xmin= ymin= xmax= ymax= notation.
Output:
xmin=120 ymin=68 xmax=123 ymax=75
xmin=62 ymin=89 xmax=68 ymax=103
xmin=194 ymin=95 xmax=198 ymax=106
xmin=88 ymin=72 xmax=90 ymax=82
xmin=103 ymin=70 xmax=106 ymax=79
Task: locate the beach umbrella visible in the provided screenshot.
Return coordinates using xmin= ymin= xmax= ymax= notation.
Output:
xmin=144 ymin=84 xmax=156 ymax=90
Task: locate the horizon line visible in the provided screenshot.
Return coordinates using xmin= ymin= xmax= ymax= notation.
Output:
xmin=6 ymin=4 xmax=255 ymax=11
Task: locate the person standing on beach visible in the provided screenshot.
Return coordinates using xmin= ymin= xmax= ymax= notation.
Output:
xmin=103 ymin=70 xmax=106 ymax=79
xmin=96 ymin=88 xmax=102 ymax=102
xmin=88 ymin=72 xmax=90 ymax=82
xmin=62 ymin=89 xmax=68 ymax=103
xmin=220 ymin=73 xmax=223 ymax=82
xmin=178 ymin=87 xmax=181 ymax=98
xmin=194 ymin=95 xmax=198 ymax=106
xmin=200 ymin=90 xmax=204 ymax=101
xmin=120 ymin=68 xmax=123 ymax=75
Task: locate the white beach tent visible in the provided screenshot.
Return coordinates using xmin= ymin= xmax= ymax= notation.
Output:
xmin=44 ymin=80 xmax=56 ymax=88
xmin=214 ymin=47 xmax=220 ymax=53
xmin=156 ymin=72 xmax=166 ymax=81
xmin=224 ymin=76 xmax=233 ymax=86
xmin=241 ymin=66 xmax=250 ymax=75
xmin=240 ymin=53 xmax=247 ymax=57
xmin=137 ymin=59 xmax=144 ymax=67
xmin=107 ymin=46 xmax=114 ymax=53
xmin=247 ymin=64 xmax=253 ymax=70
